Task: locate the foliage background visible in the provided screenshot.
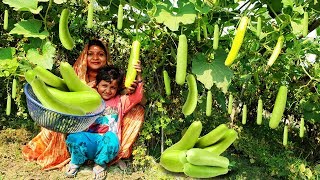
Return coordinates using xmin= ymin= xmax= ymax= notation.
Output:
xmin=0 ymin=0 xmax=319 ymax=179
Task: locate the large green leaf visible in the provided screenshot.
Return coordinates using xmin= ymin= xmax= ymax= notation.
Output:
xmin=192 ymin=51 xmax=233 ymax=93
xmin=2 ymin=0 xmax=43 ymax=14
xmin=154 ymin=0 xmax=197 ymax=31
xmin=0 ymin=48 xmax=16 ymax=60
xmin=193 ymin=0 xmax=211 ymax=14
xmin=301 ymin=100 xmax=320 ymax=123
xmin=26 ymin=41 xmax=56 ymax=69
xmin=9 ymin=19 xmax=49 ymax=39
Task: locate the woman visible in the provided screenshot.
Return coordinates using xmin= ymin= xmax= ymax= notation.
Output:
xmin=22 ymin=39 xmax=145 ymax=170
xmin=74 ymin=40 xmax=146 ymax=167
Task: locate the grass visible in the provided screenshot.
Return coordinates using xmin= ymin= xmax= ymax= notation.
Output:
xmin=1 ymin=127 xmax=313 ymax=180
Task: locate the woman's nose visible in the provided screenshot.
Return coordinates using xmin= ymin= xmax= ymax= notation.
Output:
xmin=93 ymin=54 xmax=99 ymax=59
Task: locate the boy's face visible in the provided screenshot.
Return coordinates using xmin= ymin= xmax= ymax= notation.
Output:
xmin=97 ymin=80 xmax=118 ymax=101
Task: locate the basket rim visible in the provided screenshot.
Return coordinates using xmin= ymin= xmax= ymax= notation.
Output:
xmin=24 ymin=83 xmax=105 ymax=117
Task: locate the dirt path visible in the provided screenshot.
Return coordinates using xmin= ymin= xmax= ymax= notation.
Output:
xmin=0 ymin=128 xmax=189 ymax=180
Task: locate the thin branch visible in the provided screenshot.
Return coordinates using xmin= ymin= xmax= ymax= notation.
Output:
xmin=44 ymin=0 xmax=53 ymax=32
xmin=300 ymin=59 xmax=313 ymax=80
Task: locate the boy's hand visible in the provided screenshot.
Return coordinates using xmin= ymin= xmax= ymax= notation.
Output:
xmin=133 ymin=60 xmax=142 ymax=73
xmin=126 ymin=60 xmax=142 ymax=94
xmin=126 ymin=80 xmax=138 ymax=94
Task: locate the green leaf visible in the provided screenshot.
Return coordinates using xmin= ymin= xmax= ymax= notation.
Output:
xmin=249 ymin=23 xmax=268 ymax=40
xmin=23 ymin=38 xmax=43 ymax=52
xmin=9 ymin=19 xmax=49 ymax=39
xmin=292 ymin=5 xmax=304 ymax=15
xmin=26 ymin=41 xmax=56 ymax=69
xmin=154 ymin=1 xmax=197 ymax=31
xmin=193 ymin=0 xmax=211 ymax=14
xmin=3 ymin=0 xmax=43 ymax=14
xmin=0 ymin=48 xmax=16 ymax=60
xmin=0 ymin=58 xmax=19 ymax=77
xmin=192 ymin=51 xmax=233 ymax=93
xmin=290 ymin=18 xmax=304 ymax=36
xmin=282 ymin=0 xmax=293 ymax=8
xmin=301 ymin=102 xmax=320 ymax=123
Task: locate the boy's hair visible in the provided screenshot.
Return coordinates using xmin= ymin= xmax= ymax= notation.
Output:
xmin=96 ymin=66 xmax=124 ymax=92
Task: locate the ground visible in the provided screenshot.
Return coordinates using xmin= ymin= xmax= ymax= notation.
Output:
xmin=0 ymin=128 xmax=278 ymax=180
xmin=0 ymin=128 xmax=192 ymax=180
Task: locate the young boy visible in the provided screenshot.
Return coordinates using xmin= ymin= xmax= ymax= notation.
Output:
xmin=65 ymin=62 xmax=144 ymax=180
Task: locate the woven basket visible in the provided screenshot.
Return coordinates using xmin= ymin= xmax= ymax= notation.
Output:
xmin=24 ymin=83 xmax=105 ymax=133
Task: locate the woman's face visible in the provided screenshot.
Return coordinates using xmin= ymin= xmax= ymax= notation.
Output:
xmin=97 ymin=79 xmax=119 ymax=101
xmin=87 ymin=45 xmax=107 ymax=70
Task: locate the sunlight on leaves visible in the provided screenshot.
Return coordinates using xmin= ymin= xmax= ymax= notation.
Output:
xmin=0 ymin=58 xmax=19 ymax=77
xmin=192 ymin=52 xmax=233 ymax=93
xmin=197 ymin=69 xmax=214 ymax=89
xmin=290 ymin=18 xmax=304 ymax=36
xmin=154 ymin=1 xmax=196 ymax=31
xmin=26 ymin=41 xmax=56 ymax=69
xmin=3 ymin=0 xmax=43 ymax=14
xmin=293 ymin=5 xmax=304 ymax=15
xmin=282 ymin=0 xmax=294 ymax=8
xmin=9 ymin=19 xmax=49 ymax=39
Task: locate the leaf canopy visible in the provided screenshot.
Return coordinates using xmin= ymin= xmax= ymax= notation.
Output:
xmin=3 ymin=0 xmax=42 ymax=14
xmin=154 ymin=0 xmax=197 ymax=31
xmin=9 ymin=19 xmax=49 ymax=39
xmin=192 ymin=51 xmax=233 ymax=93
xmin=26 ymin=41 xmax=56 ymax=70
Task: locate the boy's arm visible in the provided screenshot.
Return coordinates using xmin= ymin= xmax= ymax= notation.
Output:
xmin=120 ymin=80 xmax=144 ymax=114
xmin=120 ymin=61 xmax=145 ymax=113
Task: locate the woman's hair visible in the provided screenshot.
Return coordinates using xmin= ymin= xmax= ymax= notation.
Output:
xmin=96 ymin=66 xmax=124 ymax=93
xmin=88 ymin=39 xmax=110 ymax=62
